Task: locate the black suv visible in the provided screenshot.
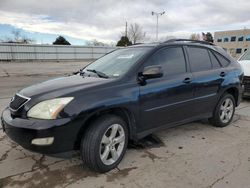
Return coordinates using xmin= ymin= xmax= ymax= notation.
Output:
xmin=1 ymin=39 xmax=243 ymax=172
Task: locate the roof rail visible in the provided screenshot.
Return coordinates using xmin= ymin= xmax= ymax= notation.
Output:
xmin=164 ymin=39 xmax=214 ymax=45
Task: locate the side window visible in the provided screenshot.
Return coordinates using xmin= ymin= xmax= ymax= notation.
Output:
xmin=145 ymin=47 xmax=186 ymax=76
xmin=188 ymin=47 xmax=212 ymax=72
xmin=238 ymin=36 xmax=244 ymax=41
xmin=236 ymin=48 xmax=242 ymax=54
xmin=208 ymin=51 xmax=221 ymax=69
xmin=224 ymin=37 xmax=229 ymax=42
xmin=213 ymin=52 xmax=230 ymax=67
xmin=231 ymin=36 xmax=236 ymax=42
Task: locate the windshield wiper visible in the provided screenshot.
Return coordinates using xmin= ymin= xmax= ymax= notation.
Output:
xmin=86 ymin=69 xmax=109 ymax=79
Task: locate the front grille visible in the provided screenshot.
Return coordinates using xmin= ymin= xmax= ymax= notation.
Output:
xmin=245 ymin=85 xmax=250 ymax=92
xmin=243 ymin=76 xmax=250 ymax=84
xmin=9 ymin=94 xmax=30 ymax=111
xmin=243 ymin=76 xmax=250 ymax=92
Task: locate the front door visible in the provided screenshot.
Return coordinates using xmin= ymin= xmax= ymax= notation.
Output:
xmin=138 ymin=46 xmax=195 ymax=133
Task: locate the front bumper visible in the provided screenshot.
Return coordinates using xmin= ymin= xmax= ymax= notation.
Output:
xmin=1 ymin=108 xmax=82 ymax=154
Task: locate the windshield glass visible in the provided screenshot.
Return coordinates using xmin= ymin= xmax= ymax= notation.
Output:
xmin=82 ymin=47 xmax=151 ymax=78
xmin=240 ymin=50 xmax=250 ymax=61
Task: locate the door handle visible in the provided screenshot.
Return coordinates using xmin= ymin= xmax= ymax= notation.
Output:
xmin=183 ymin=77 xmax=192 ymax=84
xmin=220 ymin=72 xmax=226 ymax=77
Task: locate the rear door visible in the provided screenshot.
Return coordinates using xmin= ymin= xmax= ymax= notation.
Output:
xmin=186 ymin=46 xmax=225 ymax=116
xmin=138 ymin=46 xmax=195 ymax=133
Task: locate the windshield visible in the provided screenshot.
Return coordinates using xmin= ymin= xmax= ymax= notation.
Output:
xmin=239 ymin=50 xmax=250 ymax=61
xmin=82 ymin=47 xmax=151 ymax=78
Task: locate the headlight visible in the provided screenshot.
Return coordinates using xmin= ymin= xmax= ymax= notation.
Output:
xmin=27 ymin=97 xmax=74 ymax=119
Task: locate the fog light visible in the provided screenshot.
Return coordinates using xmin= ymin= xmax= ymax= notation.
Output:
xmin=31 ymin=137 xmax=54 ymax=146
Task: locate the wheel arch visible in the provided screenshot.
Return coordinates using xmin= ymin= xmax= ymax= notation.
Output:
xmin=223 ymin=87 xmax=240 ymax=106
xmin=74 ymin=107 xmax=137 ymax=149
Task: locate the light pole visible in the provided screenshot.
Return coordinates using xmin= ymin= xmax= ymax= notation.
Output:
xmin=151 ymin=11 xmax=165 ymax=41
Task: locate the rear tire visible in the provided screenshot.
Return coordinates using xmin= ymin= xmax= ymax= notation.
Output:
xmin=209 ymin=93 xmax=235 ymax=127
xmin=80 ymin=115 xmax=128 ymax=173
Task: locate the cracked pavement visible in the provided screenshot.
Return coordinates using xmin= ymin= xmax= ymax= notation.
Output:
xmin=1 ymin=62 xmax=250 ymax=188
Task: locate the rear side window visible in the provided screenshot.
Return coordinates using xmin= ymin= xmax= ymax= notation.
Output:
xmin=213 ymin=53 xmax=230 ymax=67
xmin=188 ymin=47 xmax=212 ymax=72
xmin=208 ymin=50 xmax=221 ymax=69
xmin=145 ymin=47 xmax=186 ymax=76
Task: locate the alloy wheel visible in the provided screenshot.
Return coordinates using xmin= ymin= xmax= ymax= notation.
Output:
xmin=219 ymin=98 xmax=234 ymax=124
xmin=99 ymin=124 xmax=125 ymax=165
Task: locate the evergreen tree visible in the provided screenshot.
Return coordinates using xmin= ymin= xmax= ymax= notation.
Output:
xmin=116 ymin=36 xmax=132 ymax=46
xmin=53 ymin=36 xmax=71 ymax=45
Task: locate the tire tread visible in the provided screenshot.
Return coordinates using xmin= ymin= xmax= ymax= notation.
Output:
xmin=209 ymin=93 xmax=235 ymax=127
xmin=80 ymin=114 xmax=128 ymax=172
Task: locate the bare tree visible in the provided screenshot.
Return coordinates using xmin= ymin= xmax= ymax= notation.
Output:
xmin=161 ymin=36 xmax=176 ymax=42
xmin=12 ymin=30 xmax=21 ymax=42
xmin=190 ymin=33 xmax=201 ymax=40
xmin=86 ymin=39 xmax=108 ymax=46
xmin=128 ymin=23 xmax=146 ymax=44
xmin=21 ymin=36 xmax=35 ymax=44
xmin=0 ymin=29 xmax=35 ymax=44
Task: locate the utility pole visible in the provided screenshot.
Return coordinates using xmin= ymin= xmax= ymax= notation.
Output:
xmin=124 ymin=21 xmax=128 ymax=46
xmin=125 ymin=21 xmax=128 ymax=37
xmin=151 ymin=11 xmax=165 ymax=41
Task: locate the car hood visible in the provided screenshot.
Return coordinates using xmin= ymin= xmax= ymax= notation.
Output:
xmin=19 ymin=75 xmax=111 ymax=98
xmin=239 ymin=60 xmax=250 ymax=76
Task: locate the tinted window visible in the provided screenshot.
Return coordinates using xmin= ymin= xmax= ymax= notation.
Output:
xmin=145 ymin=47 xmax=186 ymax=76
xmin=224 ymin=37 xmax=229 ymax=42
xmin=231 ymin=36 xmax=236 ymax=42
xmin=217 ymin=39 xmax=222 ymax=42
xmin=188 ymin=47 xmax=212 ymax=72
xmin=236 ymin=48 xmax=242 ymax=54
xmin=208 ymin=51 xmax=221 ymax=69
xmin=238 ymin=36 xmax=244 ymax=41
xmin=214 ymin=52 xmax=230 ymax=67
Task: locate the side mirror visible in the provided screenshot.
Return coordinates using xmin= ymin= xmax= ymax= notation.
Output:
xmin=142 ymin=65 xmax=163 ymax=80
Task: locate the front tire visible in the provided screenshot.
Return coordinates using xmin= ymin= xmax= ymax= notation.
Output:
xmin=80 ymin=115 xmax=128 ymax=172
xmin=209 ymin=93 xmax=235 ymax=127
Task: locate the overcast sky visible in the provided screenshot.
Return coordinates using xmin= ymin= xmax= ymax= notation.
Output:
xmin=0 ymin=0 xmax=250 ymax=45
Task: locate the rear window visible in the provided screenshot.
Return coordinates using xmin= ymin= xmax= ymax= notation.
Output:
xmin=188 ymin=47 xmax=212 ymax=72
